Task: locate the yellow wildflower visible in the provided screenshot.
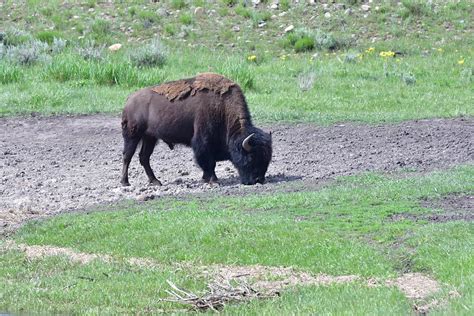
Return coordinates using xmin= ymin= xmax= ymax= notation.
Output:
xmin=365 ymin=47 xmax=375 ymax=53
xmin=458 ymin=58 xmax=465 ymax=65
xmin=280 ymin=54 xmax=287 ymax=60
xmin=247 ymin=55 xmax=257 ymax=62
xmin=437 ymin=48 xmax=443 ymax=52
xmin=379 ymin=51 xmax=395 ymax=58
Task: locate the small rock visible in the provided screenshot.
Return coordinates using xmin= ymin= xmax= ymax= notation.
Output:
xmin=156 ymin=8 xmax=169 ymax=17
xmin=270 ymin=3 xmax=278 ymax=9
xmin=345 ymin=8 xmax=353 ymax=15
xmin=108 ymin=43 xmax=122 ymax=52
xmin=194 ymin=7 xmax=204 ymax=16
xmin=324 ymin=12 xmax=331 ymax=18
xmin=361 ymin=4 xmax=370 ymax=12
xmin=232 ymin=25 xmax=240 ymax=32
xmin=258 ymin=21 xmax=266 ymax=28
xmin=137 ymin=194 xmax=155 ymax=202
xmin=278 ymin=11 xmax=287 ymax=17
xmin=284 ymin=25 xmax=294 ymax=33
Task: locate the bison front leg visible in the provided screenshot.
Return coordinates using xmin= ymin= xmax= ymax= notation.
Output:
xmin=192 ymin=139 xmax=218 ymax=185
xmin=139 ymin=136 xmax=162 ymax=186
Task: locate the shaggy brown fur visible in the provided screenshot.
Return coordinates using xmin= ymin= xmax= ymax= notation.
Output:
xmin=151 ymin=73 xmax=236 ymax=102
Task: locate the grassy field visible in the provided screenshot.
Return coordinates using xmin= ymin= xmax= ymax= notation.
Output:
xmin=0 ymin=0 xmax=472 ymax=123
xmin=1 ymin=1 xmax=473 ymax=314
xmin=2 ymin=166 xmax=473 ymax=313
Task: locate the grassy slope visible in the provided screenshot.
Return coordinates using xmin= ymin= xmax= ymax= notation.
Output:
xmin=0 ymin=1 xmax=472 ymax=123
xmin=2 ymin=166 xmax=473 ymax=314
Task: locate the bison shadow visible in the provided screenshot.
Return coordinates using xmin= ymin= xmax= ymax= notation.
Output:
xmin=195 ymin=173 xmax=303 ymax=187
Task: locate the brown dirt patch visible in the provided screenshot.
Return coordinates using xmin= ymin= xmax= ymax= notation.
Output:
xmin=389 ymin=194 xmax=474 ymax=223
xmin=1 ymin=116 xmax=473 ymax=234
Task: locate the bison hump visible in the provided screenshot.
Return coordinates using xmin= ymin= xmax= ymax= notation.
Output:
xmin=151 ymin=73 xmax=236 ymax=102
xmin=151 ymin=80 xmax=192 ymax=102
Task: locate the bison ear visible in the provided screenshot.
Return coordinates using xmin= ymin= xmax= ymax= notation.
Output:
xmin=242 ymin=133 xmax=255 ymax=152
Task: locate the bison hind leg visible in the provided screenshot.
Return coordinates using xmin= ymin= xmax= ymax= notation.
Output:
xmin=139 ymin=136 xmax=162 ymax=186
xmin=121 ymin=136 xmax=141 ymax=186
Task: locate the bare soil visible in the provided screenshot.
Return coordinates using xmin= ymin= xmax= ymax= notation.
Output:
xmin=1 ymin=115 xmax=473 ymax=233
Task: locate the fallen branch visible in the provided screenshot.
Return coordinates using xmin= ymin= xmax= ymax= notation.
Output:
xmin=162 ymin=279 xmax=277 ymax=311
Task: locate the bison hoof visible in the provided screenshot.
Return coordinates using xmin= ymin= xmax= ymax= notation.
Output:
xmin=149 ymin=179 xmax=162 ymax=186
xmin=121 ymin=181 xmax=131 ymax=187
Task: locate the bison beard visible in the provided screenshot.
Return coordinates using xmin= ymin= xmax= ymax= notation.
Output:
xmin=120 ymin=73 xmax=272 ymax=186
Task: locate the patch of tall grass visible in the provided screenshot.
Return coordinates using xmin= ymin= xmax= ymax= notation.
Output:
xmin=0 ymin=62 xmax=23 ymax=84
xmin=42 ymin=53 xmax=166 ymax=87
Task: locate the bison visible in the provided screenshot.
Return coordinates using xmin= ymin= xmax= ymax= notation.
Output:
xmin=120 ymin=73 xmax=272 ymax=186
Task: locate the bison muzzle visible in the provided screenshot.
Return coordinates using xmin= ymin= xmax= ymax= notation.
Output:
xmin=120 ymin=73 xmax=272 ymax=186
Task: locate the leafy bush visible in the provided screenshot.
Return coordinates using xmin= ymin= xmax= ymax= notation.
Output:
xmin=6 ymin=40 xmax=50 ymax=65
xmin=2 ymin=28 xmax=32 ymax=46
xmin=314 ymin=31 xmax=348 ymax=51
xmin=51 ymin=38 xmax=67 ymax=54
xmin=294 ymin=36 xmax=315 ymax=52
xmin=401 ymin=0 xmax=432 ymax=17
xmin=76 ymin=40 xmax=105 ymax=61
xmin=129 ymin=39 xmax=167 ymax=68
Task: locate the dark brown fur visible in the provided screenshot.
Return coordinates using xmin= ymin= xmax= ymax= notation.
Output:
xmin=121 ymin=73 xmax=272 ymax=186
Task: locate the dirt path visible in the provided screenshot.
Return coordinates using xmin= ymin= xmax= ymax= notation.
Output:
xmin=1 ymin=115 xmax=473 ymax=233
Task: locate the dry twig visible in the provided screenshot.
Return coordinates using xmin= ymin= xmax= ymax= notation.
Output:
xmin=162 ymin=279 xmax=277 ymax=311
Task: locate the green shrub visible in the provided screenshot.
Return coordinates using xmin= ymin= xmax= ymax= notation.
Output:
xmin=235 ymin=5 xmax=251 ymax=18
xmin=2 ymin=28 xmax=31 ymax=46
xmin=164 ymin=25 xmax=177 ymax=36
xmin=314 ymin=31 xmax=348 ymax=51
xmin=35 ymin=30 xmax=64 ymax=44
xmin=138 ymin=10 xmax=159 ymax=24
xmin=91 ymin=19 xmax=111 ymax=40
xmin=76 ymin=41 xmax=105 ymax=61
xmin=294 ymin=36 xmax=315 ymax=52
xmin=129 ymin=39 xmax=167 ymax=68
xmin=0 ymin=62 xmax=23 ymax=84
xmin=179 ymin=13 xmax=193 ymax=25
xmin=170 ymin=0 xmax=187 ymax=9
xmin=280 ymin=0 xmax=290 ymax=11
xmin=6 ymin=40 xmax=50 ymax=65
xmin=401 ymin=0 xmax=431 ymax=16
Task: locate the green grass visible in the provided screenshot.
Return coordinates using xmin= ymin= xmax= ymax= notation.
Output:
xmin=3 ymin=166 xmax=473 ymax=313
xmin=1 ymin=45 xmax=472 ymax=122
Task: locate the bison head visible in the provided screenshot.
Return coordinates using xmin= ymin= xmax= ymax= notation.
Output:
xmin=231 ymin=128 xmax=272 ymax=185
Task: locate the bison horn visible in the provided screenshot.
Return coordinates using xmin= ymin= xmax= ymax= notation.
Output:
xmin=242 ymin=133 xmax=255 ymax=152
